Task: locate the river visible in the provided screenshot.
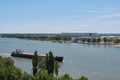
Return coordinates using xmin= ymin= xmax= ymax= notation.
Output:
xmin=0 ymin=38 xmax=120 ymax=80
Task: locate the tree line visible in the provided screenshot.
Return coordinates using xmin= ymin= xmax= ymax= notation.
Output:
xmin=1 ymin=34 xmax=71 ymax=42
xmin=74 ymin=37 xmax=120 ymax=45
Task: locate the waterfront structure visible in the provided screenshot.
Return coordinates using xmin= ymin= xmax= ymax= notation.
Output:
xmin=61 ymin=32 xmax=97 ymax=37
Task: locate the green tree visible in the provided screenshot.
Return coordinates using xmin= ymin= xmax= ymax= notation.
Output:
xmin=81 ymin=38 xmax=86 ymax=43
xmin=60 ymin=73 xmax=73 ymax=80
xmin=38 ymin=56 xmax=46 ymax=71
xmin=97 ymin=37 xmax=101 ymax=44
xmin=107 ymin=38 xmax=113 ymax=45
xmin=21 ymin=72 xmax=33 ymax=80
xmin=0 ymin=55 xmax=88 ymax=80
xmin=113 ymin=38 xmax=120 ymax=45
xmin=79 ymin=76 xmax=88 ymax=80
xmin=103 ymin=37 xmax=108 ymax=45
xmin=46 ymin=51 xmax=55 ymax=75
xmin=86 ymin=38 xmax=91 ymax=44
xmin=54 ymin=61 xmax=59 ymax=76
xmin=32 ymin=51 xmax=38 ymax=75
xmin=0 ymin=57 xmax=22 ymax=80
xmin=62 ymin=36 xmax=71 ymax=41
xmin=92 ymin=38 xmax=96 ymax=44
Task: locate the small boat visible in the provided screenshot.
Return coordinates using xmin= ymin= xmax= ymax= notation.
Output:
xmin=11 ymin=49 xmax=63 ymax=62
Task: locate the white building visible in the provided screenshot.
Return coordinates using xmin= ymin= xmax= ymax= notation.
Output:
xmin=61 ymin=32 xmax=97 ymax=37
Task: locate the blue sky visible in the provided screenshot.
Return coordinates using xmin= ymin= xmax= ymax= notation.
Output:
xmin=0 ymin=0 xmax=120 ymax=33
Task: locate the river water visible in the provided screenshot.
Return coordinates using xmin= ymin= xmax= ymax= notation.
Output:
xmin=0 ymin=38 xmax=120 ymax=80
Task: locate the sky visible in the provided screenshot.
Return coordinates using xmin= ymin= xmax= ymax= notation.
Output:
xmin=0 ymin=0 xmax=120 ymax=33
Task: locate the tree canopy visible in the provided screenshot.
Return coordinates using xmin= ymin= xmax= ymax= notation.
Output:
xmin=0 ymin=52 xmax=88 ymax=80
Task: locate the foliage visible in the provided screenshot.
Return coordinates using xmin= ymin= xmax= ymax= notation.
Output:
xmin=86 ymin=38 xmax=91 ymax=44
xmin=21 ymin=72 xmax=33 ymax=80
xmin=79 ymin=76 xmax=88 ymax=80
xmin=0 ymin=56 xmax=22 ymax=80
xmin=92 ymin=38 xmax=96 ymax=44
xmin=54 ymin=61 xmax=59 ymax=76
xmin=1 ymin=34 xmax=72 ymax=42
xmin=0 ymin=53 xmax=88 ymax=80
xmin=32 ymin=51 xmax=38 ymax=75
xmin=97 ymin=37 xmax=101 ymax=44
xmin=59 ymin=73 xmax=73 ymax=80
xmin=81 ymin=38 xmax=86 ymax=43
xmin=113 ymin=38 xmax=120 ymax=44
xmin=46 ymin=51 xmax=55 ymax=75
xmin=103 ymin=37 xmax=108 ymax=44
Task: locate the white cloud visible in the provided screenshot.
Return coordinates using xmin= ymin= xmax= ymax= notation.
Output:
xmin=90 ymin=13 xmax=120 ymax=21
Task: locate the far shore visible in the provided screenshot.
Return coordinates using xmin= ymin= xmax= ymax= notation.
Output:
xmin=16 ymin=37 xmax=120 ymax=48
xmin=1 ymin=37 xmax=120 ymax=48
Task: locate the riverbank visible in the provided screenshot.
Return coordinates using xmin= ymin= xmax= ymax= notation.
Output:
xmin=74 ymin=41 xmax=120 ymax=48
xmin=8 ymin=37 xmax=120 ymax=48
xmin=24 ymin=38 xmax=120 ymax=48
xmin=1 ymin=33 xmax=120 ymax=47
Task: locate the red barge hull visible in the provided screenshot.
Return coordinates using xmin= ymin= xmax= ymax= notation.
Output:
xmin=11 ymin=51 xmax=63 ymax=62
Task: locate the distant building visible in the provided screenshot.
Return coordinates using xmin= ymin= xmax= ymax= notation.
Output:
xmin=61 ymin=32 xmax=97 ymax=37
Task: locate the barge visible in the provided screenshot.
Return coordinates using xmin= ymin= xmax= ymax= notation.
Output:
xmin=11 ymin=49 xmax=63 ymax=62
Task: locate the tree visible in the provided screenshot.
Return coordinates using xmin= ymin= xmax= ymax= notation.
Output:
xmin=21 ymin=72 xmax=33 ymax=80
xmin=46 ymin=53 xmax=49 ymax=72
xmin=0 ymin=56 xmax=88 ymax=80
xmin=38 ymin=56 xmax=46 ymax=71
xmin=46 ymin=51 xmax=55 ymax=75
xmin=60 ymin=73 xmax=73 ymax=80
xmin=92 ymin=38 xmax=96 ymax=44
xmin=113 ymin=38 xmax=120 ymax=45
xmin=54 ymin=61 xmax=59 ymax=76
xmin=81 ymin=38 xmax=86 ymax=43
xmin=62 ymin=36 xmax=71 ymax=41
xmin=97 ymin=37 xmax=101 ymax=44
xmin=79 ymin=76 xmax=88 ymax=80
xmin=32 ymin=51 xmax=38 ymax=75
xmin=0 ymin=57 xmax=22 ymax=80
xmin=107 ymin=38 xmax=113 ymax=45
xmin=103 ymin=37 xmax=108 ymax=45
xmin=86 ymin=38 xmax=91 ymax=44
